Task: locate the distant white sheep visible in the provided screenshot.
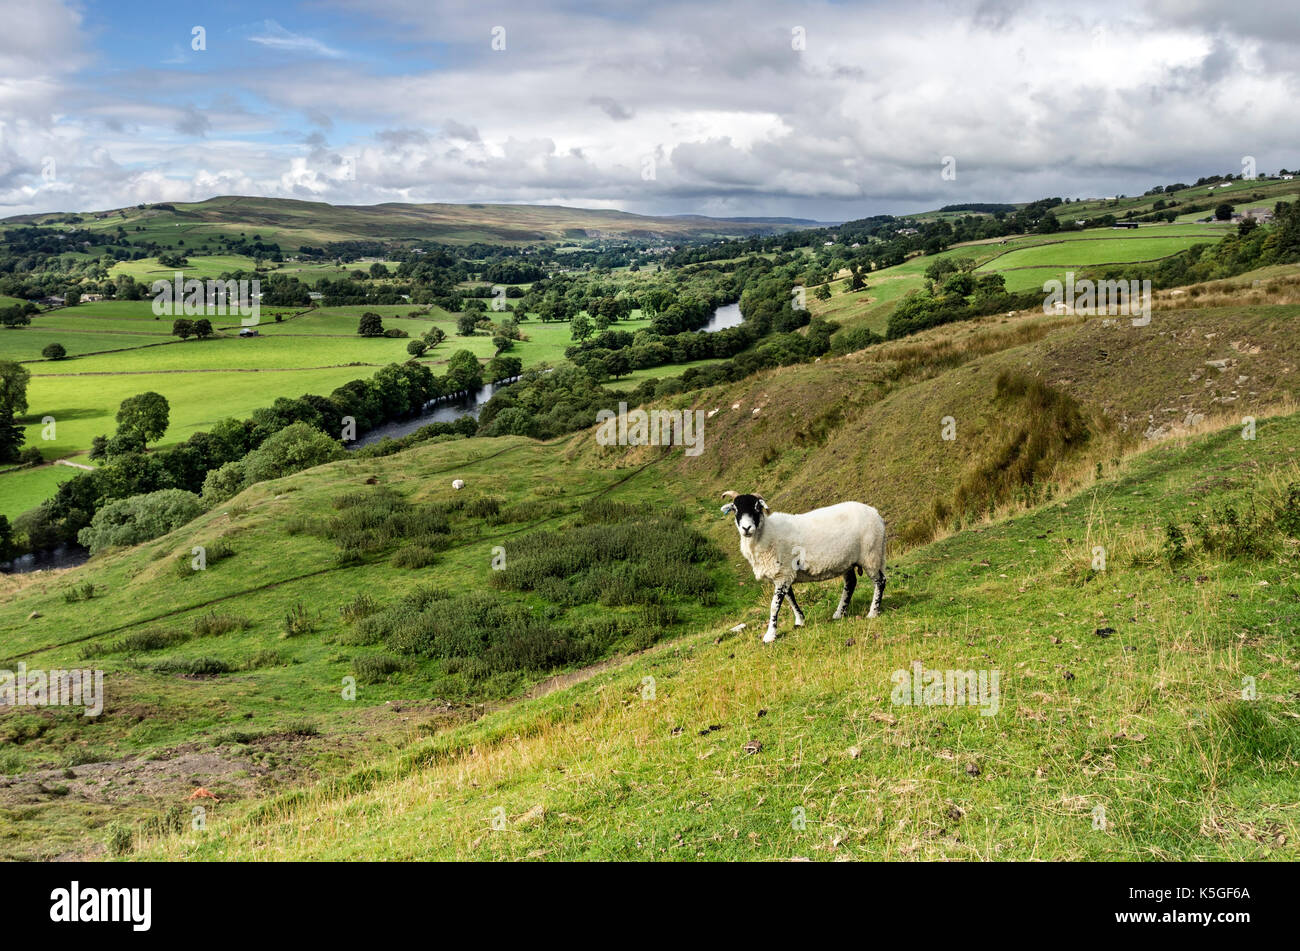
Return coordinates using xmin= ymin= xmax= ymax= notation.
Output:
xmin=451 ymin=479 xmax=465 ymax=490
xmin=720 ymin=491 xmax=886 ymax=643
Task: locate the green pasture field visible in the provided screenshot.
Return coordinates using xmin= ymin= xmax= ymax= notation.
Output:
xmin=0 ymin=329 xmax=172 ymax=362
xmin=25 ymin=335 xmax=417 ymax=376
xmin=1 ymin=306 xmax=651 ymax=504
xmin=14 ymin=365 xmax=396 ymax=466
xmin=979 ymin=234 xmax=1222 ymax=271
xmin=0 ymin=463 xmax=80 ymax=520
xmin=812 ymin=223 xmax=1233 ymax=331
xmin=108 ymin=255 xmax=264 ymax=283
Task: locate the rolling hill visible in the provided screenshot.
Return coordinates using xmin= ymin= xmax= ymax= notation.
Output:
xmin=3 ymin=196 xmax=827 ymax=247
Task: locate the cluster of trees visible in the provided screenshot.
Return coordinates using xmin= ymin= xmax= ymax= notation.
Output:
xmin=356 ymin=312 xmax=412 ymax=338
xmin=200 ymin=423 xmax=345 ymax=505
xmin=172 ymin=318 xmax=214 ymax=339
xmin=518 ymin=258 xmax=759 ymax=336
xmin=477 ymin=365 xmax=616 ymax=441
xmin=319 ymin=277 xmax=408 ymax=306
xmin=675 ymin=318 xmax=838 ymax=392
xmin=1 ymin=303 xmax=37 ymax=328
xmin=481 ymin=260 xmax=546 ymax=284
xmin=886 ymin=279 xmax=1041 ymax=340
xmin=77 ymin=488 xmax=204 ymax=555
xmin=564 ymin=323 xmax=755 ymax=382
xmin=737 ymin=268 xmax=814 ymax=336
xmin=476 ymin=317 xmax=839 ymax=443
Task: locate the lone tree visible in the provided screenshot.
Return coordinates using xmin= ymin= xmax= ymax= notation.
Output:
xmin=406 ymin=339 xmax=428 ymax=358
xmin=457 ymin=312 xmax=479 ymax=336
xmin=172 ymin=318 xmax=195 ymax=339
xmin=570 ymin=313 xmax=593 ymax=342
xmin=358 ymin=312 xmax=385 ymax=337
xmin=0 ymin=306 xmax=31 ymax=328
xmin=1214 ymin=202 xmax=1235 ymax=221
xmin=193 ymin=318 xmax=214 ymax=339
xmin=42 ymin=342 xmax=67 ymax=361
xmin=116 ymin=391 xmax=170 ymax=448
xmin=604 ymin=349 xmax=631 ymax=379
xmin=0 ymin=359 xmax=32 ymax=463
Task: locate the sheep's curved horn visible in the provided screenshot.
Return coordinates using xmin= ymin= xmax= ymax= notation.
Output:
xmin=720 ymin=490 xmax=739 ymax=499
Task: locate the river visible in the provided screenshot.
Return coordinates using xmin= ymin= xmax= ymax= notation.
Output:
xmin=347 ymin=377 xmax=516 ymax=448
xmin=1 ymin=542 xmax=91 ymax=575
xmin=351 ymin=301 xmax=744 ymax=447
xmin=701 ymin=301 xmax=743 ymax=332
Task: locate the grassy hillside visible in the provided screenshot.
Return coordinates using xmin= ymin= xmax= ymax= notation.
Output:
xmin=900 ymin=176 xmax=1300 ymax=229
xmin=4 ymin=196 xmax=822 ymax=248
xmin=131 ymin=406 xmax=1300 ymax=860
xmin=574 ymin=289 xmax=1300 ymax=544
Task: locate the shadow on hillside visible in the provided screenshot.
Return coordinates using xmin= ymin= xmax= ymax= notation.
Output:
xmin=19 ymin=407 xmax=106 ymax=424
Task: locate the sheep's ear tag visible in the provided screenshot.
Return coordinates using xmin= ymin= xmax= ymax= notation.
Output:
xmin=720 ymin=503 xmax=735 ymax=515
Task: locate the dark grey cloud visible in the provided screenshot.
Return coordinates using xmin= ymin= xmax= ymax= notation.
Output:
xmin=589 ymin=96 xmax=633 ymax=121
xmin=440 ymin=120 xmax=480 ymax=142
xmin=377 ymin=128 xmax=430 ymax=147
xmin=174 ymin=106 xmax=211 ymax=138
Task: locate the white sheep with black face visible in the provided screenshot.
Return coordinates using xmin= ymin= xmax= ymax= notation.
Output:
xmin=720 ymin=491 xmax=887 ymax=643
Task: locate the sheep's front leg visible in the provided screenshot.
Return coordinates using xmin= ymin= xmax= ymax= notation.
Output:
xmin=764 ymin=583 xmax=790 ymax=643
xmin=832 ymin=569 xmax=857 ymax=620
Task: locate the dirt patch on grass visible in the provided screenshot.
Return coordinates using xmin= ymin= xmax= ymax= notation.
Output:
xmin=0 ymin=697 xmax=481 ymax=860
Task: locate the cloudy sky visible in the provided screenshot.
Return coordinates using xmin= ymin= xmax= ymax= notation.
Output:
xmin=1 ymin=0 xmax=1296 ymax=221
